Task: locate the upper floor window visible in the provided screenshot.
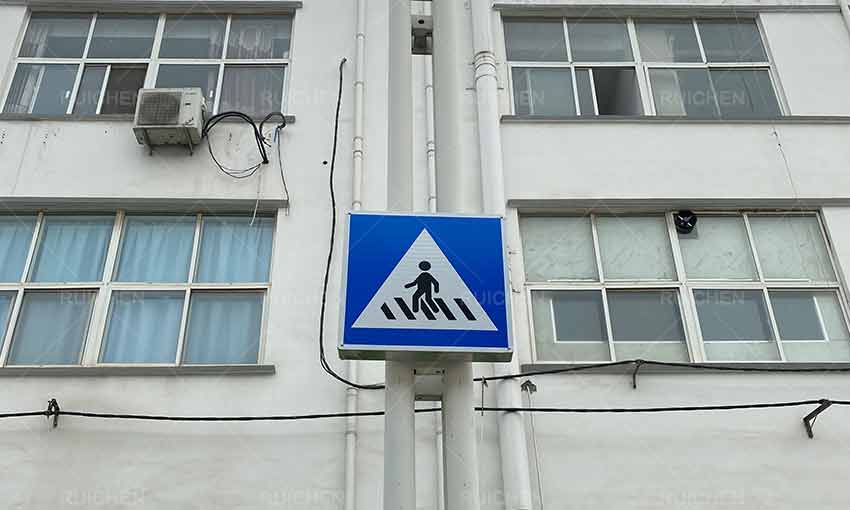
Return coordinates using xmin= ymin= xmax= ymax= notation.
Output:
xmin=0 ymin=212 xmax=275 ymax=367
xmin=2 ymin=12 xmax=292 ymax=118
xmin=504 ymin=17 xmax=781 ymax=119
xmin=520 ymin=212 xmax=850 ymax=364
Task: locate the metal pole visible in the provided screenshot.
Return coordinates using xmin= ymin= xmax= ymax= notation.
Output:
xmin=442 ymin=362 xmax=482 ymax=510
xmin=387 ymin=0 xmax=413 ymax=211
xmin=385 ymin=361 xmax=417 ymax=510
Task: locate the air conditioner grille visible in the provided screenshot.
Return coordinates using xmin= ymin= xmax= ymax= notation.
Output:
xmin=137 ymin=92 xmax=182 ymax=126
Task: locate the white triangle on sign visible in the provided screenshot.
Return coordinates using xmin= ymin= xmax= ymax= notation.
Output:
xmin=352 ymin=229 xmax=497 ymax=331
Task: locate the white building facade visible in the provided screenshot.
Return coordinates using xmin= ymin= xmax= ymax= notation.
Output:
xmin=0 ymin=0 xmax=849 ymax=509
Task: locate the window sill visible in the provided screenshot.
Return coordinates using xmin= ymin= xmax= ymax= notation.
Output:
xmin=501 ymin=115 xmax=850 ymax=125
xmin=0 ymin=364 xmax=276 ymax=377
xmin=521 ymin=362 xmax=850 ymax=374
xmin=0 ymin=113 xmax=296 ymax=124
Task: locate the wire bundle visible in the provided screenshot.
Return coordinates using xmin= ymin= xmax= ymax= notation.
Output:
xmin=202 ymin=111 xmax=287 ymax=180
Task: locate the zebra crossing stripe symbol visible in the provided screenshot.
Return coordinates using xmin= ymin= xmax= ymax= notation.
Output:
xmin=352 ymin=229 xmax=497 ymax=331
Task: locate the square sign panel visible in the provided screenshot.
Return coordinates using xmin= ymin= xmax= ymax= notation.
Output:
xmin=339 ymin=212 xmax=513 ymax=361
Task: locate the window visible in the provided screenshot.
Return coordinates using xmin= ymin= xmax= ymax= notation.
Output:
xmin=0 ymin=212 xmax=274 ymax=367
xmin=504 ymin=17 xmax=781 ymax=118
xmin=3 ymin=12 xmax=292 ymax=117
xmin=521 ymin=213 xmax=850 ymax=363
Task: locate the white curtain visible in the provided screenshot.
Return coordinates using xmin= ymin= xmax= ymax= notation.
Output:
xmin=195 ymin=217 xmax=274 ymax=283
xmin=0 ymin=217 xmax=36 ymax=282
xmin=183 ymin=292 xmax=263 ymax=364
xmin=30 ymin=216 xmax=113 ymax=282
xmin=115 ymin=216 xmax=195 ymax=283
xmin=227 ymin=15 xmax=291 ymax=59
xmin=101 ymin=291 xmax=183 ymax=363
xmin=8 ymin=291 xmax=94 ymax=365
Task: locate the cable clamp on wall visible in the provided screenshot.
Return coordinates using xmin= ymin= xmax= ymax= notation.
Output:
xmin=45 ymin=398 xmax=60 ymax=429
xmin=632 ymin=359 xmax=645 ymax=389
xmin=803 ymin=399 xmax=833 ymax=439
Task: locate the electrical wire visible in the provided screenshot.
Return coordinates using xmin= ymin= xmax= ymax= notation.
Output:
xmin=202 ymin=111 xmax=287 ymax=180
xmin=318 ymin=58 xmax=384 ymax=390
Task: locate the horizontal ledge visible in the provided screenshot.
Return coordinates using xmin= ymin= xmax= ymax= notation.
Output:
xmin=501 ymin=115 xmax=850 ymax=125
xmin=0 ymin=114 xmax=296 ymax=124
xmin=0 ymin=364 xmax=276 ymax=377
xmin=7 ymin=1 xmax=302 ymax=13
xmin=507 ymin=198 xmax=850 ymax=210
xmin=521 ymin=362 xmax=850 ymax=375
xmin=0 ymin=197 xmax=286 ymax=214
xmin=493 ymin=3 xmax=839 ymax=15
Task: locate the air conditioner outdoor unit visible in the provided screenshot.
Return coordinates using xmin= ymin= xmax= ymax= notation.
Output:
xmin=133 ymin=88 xmax=206 ymax=152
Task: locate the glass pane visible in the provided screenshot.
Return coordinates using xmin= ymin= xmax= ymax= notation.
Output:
xmin=7 ymin=291 xmax=95 ymax=365
xmin=183 ymin=292 xmax=263 ymax=364
xmin=30 ymin=216 xmax=113 ymax=282
xmin=100 ymin=65 xmax=147 ymax=115
xmin=596 ymin=216 xmax=676 ymax=280
xmin=771 ymin=291 xmax=850 ymax=361
xmin=503 ymin=19 xmax=568 ymax=61
xmin=608 ymin=291 xmax=685 ymax=341
xmin=698 ymin=20 xmax=767 ymax=63
xmin=0 ymin=216 xmax=36 ymax=282
xmin=195 ymin=216 xmax=274 ymax=283
xmin=590 ymin=67 xmax=642 ymax=115
xmin=575 ymin=69 xmax=595 ymax=115
xmin=20 ymin=13 xmax=90 ymax=58
xmin=635 ymin=21 xmax=702 ymax=63
xmin=3 ymin=64 xmax=77 ymax=115
xmin=0 ymin=292 xmax=15 ymax=341
xmin=531 ymin=290 xmax=610 ymax=361
xmin=519 ymin=216 xmax=597 ymax=281
xmin=220 ymin=65 xmax=285 ymax=118
xmin=568 ymin=20 xmax=633 ymax=62
xmin=227 ymin=15 xmax=292 ymax=59
xmin=710 ymin=69 xmax=780 ymax=119
xmin=770 ymin=291 xmax=826 ymax=341
xmin=88 ymin=15 xmax=157 ymax=58
xmin=511 ymin=67 xmax=575 ymax=116
xmin=748 ymin=215 xmax=836 ymax=282
xmin=73 ymin=65 xmax=107 ymax=115
xmin=160 ymin=15 xmax=226 ymax=59
xmin=115 ymin=215 xmax=196 ymax=282
xmin=155 ymin=64 xmax=219 ymax=105
xmin=679 ymin=216 xmax=757 ymax=279
xmin=649 ymin=68 xmax=718 ymax=118
xmin=102 ymin=291 xmax=184 ymax=363
xmin=695 ymin=289 xmax=779 ymax=361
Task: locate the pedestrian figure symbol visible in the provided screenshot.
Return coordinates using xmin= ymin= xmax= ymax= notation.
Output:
xmin=351 ymin=228 xmax=494 ymax=331
xmin=405 ymin=261 xmax=439 ymax=313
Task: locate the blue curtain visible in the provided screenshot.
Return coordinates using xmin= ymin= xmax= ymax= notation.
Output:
xmin=115 ymin=216 xmax=195 ymax=282
xmin=183 ymin=292 xmax=263 ymax=364
xmin=101 ymin=291 xmax=184 ymax=363
xmin=195 ymin=217 xmax=274 ymax=283
xmin=30 ymin=216 xmax=113 ymax=282
xmin=8 ymin=291 xmax=95 ymax=365
xmin=0 ymin=217 xmax=36 ymax=282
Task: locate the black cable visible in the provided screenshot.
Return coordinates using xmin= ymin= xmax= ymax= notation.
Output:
xmin=317 ymin=58 xmax=384 ymax=390
xmin=202 ymin=111 xmax=287 ymax=179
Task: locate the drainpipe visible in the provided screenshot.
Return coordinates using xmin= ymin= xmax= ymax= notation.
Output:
xmin=470 ymin=1 xmax=534 ymax=509
xmin=345 ymin=2 xmax=367 ymax=510
xmin=839 ymin=0 xmax=850 ymax=37
xmin=425 ymin=55 xmax=438 ymax=214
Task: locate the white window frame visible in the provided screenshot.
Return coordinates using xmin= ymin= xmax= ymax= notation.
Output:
xmin=524 ymin=211 xmax=850 ymax=364
xmin=0 ymin=211 xmax=274 ymax=367
xmin=505 ymin=16 xmax=784 ymax=118
xmin=2 ymin=11 xmax=292 ymax=117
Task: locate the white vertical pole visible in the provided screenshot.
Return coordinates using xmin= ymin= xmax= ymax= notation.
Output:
xmin=470 ymin=1 xmax=534 ymax=509
xmin=387 ymin=0 xmax=413 ymax=211
xmin=442 ymin=362 xmax=481 ymax=510
xmin=385 ymin=361 xmax=417 ymax=510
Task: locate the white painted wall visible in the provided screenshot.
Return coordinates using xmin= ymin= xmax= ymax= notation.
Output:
xmin=0 ymin=1 xmax=849 ymax=510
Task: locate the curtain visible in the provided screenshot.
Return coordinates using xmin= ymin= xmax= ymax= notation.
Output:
xmin=596 ymin=216 xmax=677 ymax=280
xmin=4 ymin=65 xmax=41 ymax=114
xmin=89 ymin=15 xmax=157 ymax=58
xmin=115 ymin=216 xmax=195 ymax=283
xmin=183 ymin=292 xmax=263 ymax=364
xmin=30 ymin=216 xmax=113 ymax=282
xmin=227 ymin=15 xmax=292 ymax=59
xmin=20 ymin=14 xmax=89 ymax=58
xmin=7 ymin=291 xmax=95 ymax=365
xmin=101 ymin=291 xmax=183 ymax=363
xmin=0 ymin=217 xmax=36 ymax=282
xmin=220 ymin=66 xmax=284 ymax=119
xmin=160 ymin=15 xmax=226 ymax=59
xmin=195 ymin=217 xmax=274 ymax=283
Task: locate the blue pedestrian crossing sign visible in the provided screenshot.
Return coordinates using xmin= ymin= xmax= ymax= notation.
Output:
xmin=339 ymin=212 xmax=513 ymax=361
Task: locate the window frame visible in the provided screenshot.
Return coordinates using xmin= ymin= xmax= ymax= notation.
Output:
xmin=504 ymin=16 xmax=784 ymax=118
xmin=3 ymin=11 xmax=292 ymax=117
xmin=523 ymin=211 xmax=850 ymax=364
xmin=0 ymin=210 xmax=275 ymax=367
